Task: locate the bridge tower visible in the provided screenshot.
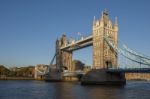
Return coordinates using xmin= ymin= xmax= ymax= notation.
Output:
xmin=93 ymin=10 xmax=118 ymax=69
xmin=56 ymin=34 xmax=73 ymax=71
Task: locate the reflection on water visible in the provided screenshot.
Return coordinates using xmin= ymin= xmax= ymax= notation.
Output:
xmin=0 ymin=80 xmax=150 ymax=99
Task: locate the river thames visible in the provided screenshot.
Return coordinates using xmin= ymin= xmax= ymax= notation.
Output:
xmin=0 ymin=80 xmax=150 ymax=99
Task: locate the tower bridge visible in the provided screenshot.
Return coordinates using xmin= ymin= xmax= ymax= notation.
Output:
xmin=43 ymin=10 xmax=150 ymax=84
xmin=56 ymin=10 xmax=118 ymax=71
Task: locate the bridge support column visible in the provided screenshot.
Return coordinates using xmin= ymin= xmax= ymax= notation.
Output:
xmin=81 ymin=10 xmax=122 ymax=85
xmin=56 ymin=34 xmax=73 ymax=71
xmin=62 ymin=51 xmax=73 ymax=71
xmin=92 ymin=10 xmax=118 ymax=69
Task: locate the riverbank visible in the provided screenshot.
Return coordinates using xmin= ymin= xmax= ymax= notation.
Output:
xmin=0 ymin=77 xmax=35 ymax=80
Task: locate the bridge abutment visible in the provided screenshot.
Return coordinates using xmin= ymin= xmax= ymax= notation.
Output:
xmin=81 ymin=69 xmax=126 ymax=85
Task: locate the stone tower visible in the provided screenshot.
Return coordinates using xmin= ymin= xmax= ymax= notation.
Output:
xmin=56 ymin=34 xmax=73 ymax=71
xmin=93 ymin=10 xmax=118 ymax=69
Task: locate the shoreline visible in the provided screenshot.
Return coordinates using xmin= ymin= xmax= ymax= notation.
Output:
xmin=0 ymin=77 xmax=35 ymax=80
xmin=0 ymin=78 xmax=150 ymax=82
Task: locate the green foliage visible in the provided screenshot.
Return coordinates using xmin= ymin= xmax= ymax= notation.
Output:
xmin=0 ymin=65 xmax=34 ymax=77
xmin=0 ymin=65 xmax=10 ymax=76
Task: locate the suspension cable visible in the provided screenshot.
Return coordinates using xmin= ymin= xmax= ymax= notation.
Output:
xmin=103 ymin=35 xmax=150 ymax=67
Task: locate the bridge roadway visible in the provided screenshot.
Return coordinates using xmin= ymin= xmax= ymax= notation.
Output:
xmin=60 ymin=35 xmax=93 ymax=51
xmin=63 ymin=68 xmax=150 ymax=76
xmin=62 ymin=68 xmax=150 ymax=77
xmin=63 ymin=70 xmax=85 ymax=77
xmin=107 ymin=68 xmax=150 ymax=73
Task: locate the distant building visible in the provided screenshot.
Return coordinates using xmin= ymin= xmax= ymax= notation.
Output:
xmin=83 ymin=66 xmax=92 ymax=73
xmin=9 ymin=67 xmax=18 ymax=72
xmin=9 ymin=66 xmax=35 ymax=77
xmin=125 ymin=73 xmax=150 ymax=80
xmin=34 ymin=64 xmax=48 ymax=79
xmin=72 ymin=60 xmax=85 ymax=71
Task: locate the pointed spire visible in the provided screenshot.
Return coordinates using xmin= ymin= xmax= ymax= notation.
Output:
xmin=93 ymin=16 xmax=96 ymax=24
xmin=101 ymin=11 xmax=104 ymax=20
xmin=114 ymin=17 xmax=118 ymax=26
xmin=62 ymin=33 xmax=66 ymax=37
xmin=104 ymin=9 xmax=108 ymax=15
xmin=56 ymin=37 xmax=59 ymax=46
xmin=114 ymin=17 xmax=118 ymax=31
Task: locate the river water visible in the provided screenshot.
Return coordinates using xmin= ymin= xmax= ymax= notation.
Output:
xmin=0 ymin=80 xmax=150 ymax=99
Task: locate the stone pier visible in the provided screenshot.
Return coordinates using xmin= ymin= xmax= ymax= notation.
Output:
xmin=81 ymin=69 xmax=126 ymax=85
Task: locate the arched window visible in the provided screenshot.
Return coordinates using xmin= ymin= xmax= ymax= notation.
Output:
xmin=106 ymin=61 xmax=112 ymax=68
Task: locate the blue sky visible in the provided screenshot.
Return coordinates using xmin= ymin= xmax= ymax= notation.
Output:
xmin=0 ymin=0 xmax=150 ymax=67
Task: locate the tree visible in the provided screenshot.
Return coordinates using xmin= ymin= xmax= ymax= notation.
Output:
xmin=0 ymin=65 xmax=10 ymax=76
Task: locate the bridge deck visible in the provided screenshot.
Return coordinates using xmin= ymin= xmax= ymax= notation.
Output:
xmin=63 ymin=71 xmax=85 ymax=77
xmin=107 ymin=68 xmax=150 ymax=73
xmin=60 ymin=35 xmax=93 ymax=51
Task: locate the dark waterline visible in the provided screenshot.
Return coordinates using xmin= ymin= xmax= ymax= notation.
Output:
xmin=0 ymin=80 xmax=150 ymax=99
